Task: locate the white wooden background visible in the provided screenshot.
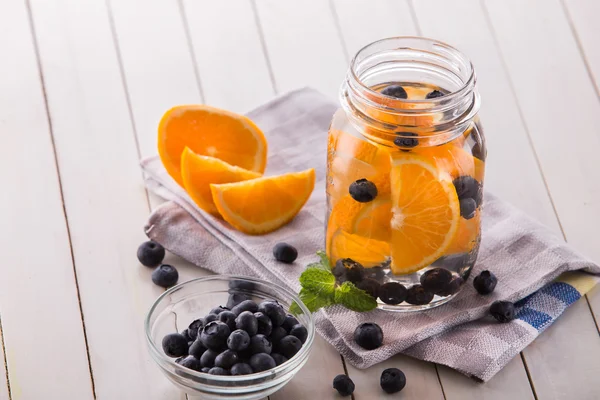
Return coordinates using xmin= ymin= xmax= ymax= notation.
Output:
xmin=1 ymin=0 xmax=600 ymax=399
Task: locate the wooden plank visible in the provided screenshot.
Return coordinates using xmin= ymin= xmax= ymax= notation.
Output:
xmin=484 ymin=0 xmax=600 ymax=396
xmin=254 ymin=0 xmax=347 ymax=100
xmin=0 ymin=320 xmax=12 ymax=400
xmin=0 ymin=1 xmax=95 ymax=398
xmin=563 ymin=0 xmax=600 ymax=94
xmin=182 ymin=0 xmax=274 ymax=113
xmin=26 ymin=0 xmax=182 ymax=397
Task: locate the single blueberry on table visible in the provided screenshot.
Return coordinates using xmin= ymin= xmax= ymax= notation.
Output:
xmin=200 ymin=349 xmax=219 ymax=368
xmin=473 ymin=270 xmax=498 ymax=295
xmin=490 ymin=301 xmax=515 ymax=323
xmin=420 ymin=268 xmax=453 ymax=295
xmin=188 ymin=339 xmax=207 ymax=359
xmin=230 ymin=363 xmax=254 ymax=375
xmin=215 ymin=349 xmax=239 ymax=369
xmin=235 ymin=311 xmax=259 ymax=336
xmin=231 ymin=299 xmax=259 ymax=316
xmin=162 ymin=333 xmax=189 ymax=358
xmin=208 ymin=367 xmax=230 ymax=375
xmin=227 ymin=329 xmax=251 ymax=351
xmin=250 ymin=334 xmax=272 ymax=355
xmin=426 ymin=89 xmax=445 ymax=99
xmin=333 ymin=374 xmax=355 ymax=397
xmin=381 ymin=84 xmax=407 ymax=99
xmin=137 ymin=240 xmax=165 ymax=267
xmin=380 ymin=367 xmax=407 ymax=393
xmin=179 ymin=355 xmax=202 ymax=372
xmin=218 ymin=311 xmax=237 ymax=331
xmin=200 ymin=321 xmax=231 ymax=350
xmin=258 ymin=300 xmax=287 ymax=327
xmin=378 ymin=282 xmax=408 ymax=305
xmin=151 ymin=264 xmax=179 ymax=288
xmin=357 ymin=278 xmax=380 ymax=299
xmin=289 ymin=324 xmax=308 ymax=344
xmin=254 ymin=311 xmax=273 ymax=336
xmin=405 ymin=285 xmax=434 ymax=305
xmin=249 ymin=353 xmax=276 ymax=372
xmin=278 ymin=335 xmax=302 ymax=358
xmin=226 ymin=292 xmax=250 ymax=309
xmin=271 ymin=353 xmax=288 ymax=366
xmin=349 ymin=178 xmax=378 ymax=203
xmin=393 ymin=132 xmax=419 ymax=149
xmin=273 ymin=242 xmax=298 ymax=263
xmin=354 ymin=322 xmax=383 ymax=350
xmin=281 ymin=314 xmax=299 ymax=332
xmin=460 ymin=198 xmax=477 ymax=220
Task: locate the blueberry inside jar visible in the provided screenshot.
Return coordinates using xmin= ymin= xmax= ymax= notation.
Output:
xmin=326 ymin=37 xmax=485 ymax=311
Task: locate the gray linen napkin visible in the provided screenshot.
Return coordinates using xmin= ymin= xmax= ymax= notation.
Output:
xmin=141 ymin=88 xmax=600 ymax=381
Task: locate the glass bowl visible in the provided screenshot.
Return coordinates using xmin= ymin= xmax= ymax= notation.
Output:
xmin=145 ymin=275 xmax=315 ymax=399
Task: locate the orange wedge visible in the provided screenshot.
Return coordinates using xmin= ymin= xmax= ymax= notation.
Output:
xmin=389 ymin=154 xmax=460 ymax=275
xmin=328 ymin=229 xmax=390 ymax=267
xmin=158 ymin=105 xmax=267 ymax=186
xmin=210 ymin=169 xmax=315 ymax=235
xmin=180 ymin=148 xmax=261 ymax=215
xmin=417 ymin=143 xmax=484 ymax=181
xmin=327 ymin=196 xmax=392 ymax=243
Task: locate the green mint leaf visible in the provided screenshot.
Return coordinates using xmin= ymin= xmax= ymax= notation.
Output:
xmin=306 ymin=262 xmax=328 ymax=271
xmin=334 ymin=281 xmax=378 ymax=312
xmin=316 ymin=250 xmax=332 ymax=270
xmin=299 ymin=267 xmax=336 ymax=297
xmin=290 ymin=288 xmax=334 ymax=314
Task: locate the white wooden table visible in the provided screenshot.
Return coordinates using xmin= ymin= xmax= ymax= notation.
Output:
xmin=2 ymin=0 xmax=600 ymax=399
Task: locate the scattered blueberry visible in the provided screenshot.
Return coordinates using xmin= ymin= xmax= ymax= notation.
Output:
xmin=250 ymin=334 xmax=272 ymax=355
xmin=188 ymin=339 xmax=207 ymax=359
xmin=227 ymin=329 xmax=251 ymax=352
xmin=273 ymin=242 xmax=298 ymax=263
xmin=378 ymin=282 xmax=408 ymax=305
xmin=436 ymin=277 xmax=464 ymax=296
xmin=200 ymin=349 xmax=219 ymax=368
xmin=218 ymin=311 xmax=237 ymax=331
xmin=290 ymin=324 xmax=308 ymax=344
xmin=473 ymin=270 xmax=498 ymax=295
xmin=204 ymin=314 xmax=218 ymax=324
xmin=152 ymin=264 xmax=179 ymax=288
xmin=249 ymin=353 xmax=276 ymax=372
xmin=453 ymin=176 xmax=483 ymax=206
xmin=179 ymin=355 xmax=202 ymax=372
xmin=228 ymin=279 xmax=256 ymax=291
xmin=405 ymin=285 xmax=434 ymax=305
xmin=201 ymin=367 xmax=211 ymax=373
xmin=460 ymin=198 xmax=477 ymax=219
xmin=254 ymin=312 xmax=273 ymax=336
xmin=490 ymin=301 xmax=515 ymax=323
xmin=381 ymin=85 xmax=407 ymax=99
xmin=231 ymin=299 xmax=259 ymax=316
xmin=278 ymin=335 xmax=302 ymax=358
xmin=235 ymin=311 xmax=258 ymax=336
xmin=162 ymin=333 xmax=188 ymax=358
xmin=226 ymin=292 xmax=251 ymax=309
xmin=420 ymin=268 xmax=453 ymax=295
xmin=215 ymin=349 xmax=239 ymax=369
xmin=270 ymin=326 xmax=288 ymax=347
xmin=357 ymin=278 xmax=380 ymax=299
xmin=349 ymin=179 xmax=378 ymax=203
xmin=230 ymin=363 xmax=254 ymax=375
xmin=258 ymin=300 xmax=286 ymax=327
xmin=137 ymin=240 xmax=165 ymax=267
xmin=426 ymin=90 xmax=445 ymax=99
xmin=354 ymin=322 xmax=383 ymax=350
xmin=271 ymin=353 xmax=288 ymax=366
xmin=209 ymin=306 xmax=229 ymax=315
xmin=393 ymin=132 xmax=419 ymax=149
xmin=208 ymin=367 xmax=230 ymax=376
xmin=380 ymin=368 xmax=406 ymax=393
xmin=333 ymin=374 xmax=355 ymax=397
xmin=282 ymin=314 xmax=300 ymax=332
xmin=200 ymin=321 xmax=231 ymax=350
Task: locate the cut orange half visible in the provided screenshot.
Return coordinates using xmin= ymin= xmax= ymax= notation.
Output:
xmin=389 ymin=154 xmax=460 ymax=275
xmin=158 ymin=105 xmax=267 ymax=186
xmin=210 ymin=169 xmax=315 ymax=235
xmin=180 ymin=148 xmax=261 ymax=215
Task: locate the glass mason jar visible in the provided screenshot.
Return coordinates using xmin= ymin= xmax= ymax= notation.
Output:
xmin=326 ymin=37 xmax=486 ymax=311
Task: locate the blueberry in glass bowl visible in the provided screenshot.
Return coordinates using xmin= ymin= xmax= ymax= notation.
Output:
xmin=145 ymin=275 xmax=315 ymax=399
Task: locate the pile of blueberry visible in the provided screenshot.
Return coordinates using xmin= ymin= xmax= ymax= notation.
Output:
xmin=161 ymin=291 xmax=307 ymax=376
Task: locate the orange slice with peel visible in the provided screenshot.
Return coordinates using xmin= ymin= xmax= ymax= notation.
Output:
xmin=328 ymin=229 xmax=390 ymax=267
xmin=417 ymin=143 xmax=484 ymax=181
xmin=210 ymin=169 xmax=315 ymax=235
xmin=389 ymin=154 xmax=460 ymax=275
xmin=158 ymin=105 xmax=267 ymax=186
xmin=327 ymin=196 xmax=392 ymax=243
xmin=180 ymin=148 xmax=261 ymax=215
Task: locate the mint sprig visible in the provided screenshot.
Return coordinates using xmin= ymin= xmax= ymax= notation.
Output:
xmin=290 ymin=252 xmax=377 ymax=314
